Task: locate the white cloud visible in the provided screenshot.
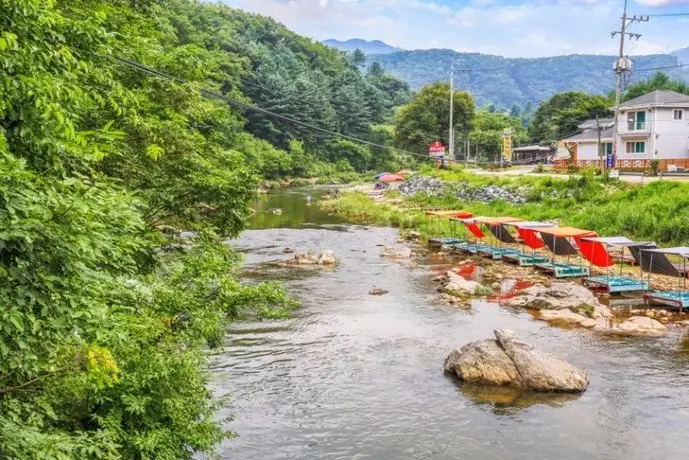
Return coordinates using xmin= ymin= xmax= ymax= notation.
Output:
xmin=226 ymin=0 xmax=689 ymax=58
xmin=635 ymin=0 xmax=689 ymax=6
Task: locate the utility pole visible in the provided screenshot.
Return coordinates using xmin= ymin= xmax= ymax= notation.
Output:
xmin=596 ymin=115 xmax=603 ymax=174
xmin=610 ymin=0 xmax=649 ymax=168
xmin=448 ymin=57 xmax=455 ymax=161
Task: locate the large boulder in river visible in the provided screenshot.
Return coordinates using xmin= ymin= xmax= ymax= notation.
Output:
xmin=506 ymin=282 xmax=600 ymax=311
xmin=602 ymin=316 xmax=667 ymax=337
xmin=444 ymin=329 xmax=589 ymax=393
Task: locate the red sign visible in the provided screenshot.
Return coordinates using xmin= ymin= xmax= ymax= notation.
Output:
xmin=428 ymin=141 xmax=446 ymax=157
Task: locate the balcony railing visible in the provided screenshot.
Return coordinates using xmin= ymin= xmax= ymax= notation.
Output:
xmin=627 ymin=121 xmax=647 ymax=131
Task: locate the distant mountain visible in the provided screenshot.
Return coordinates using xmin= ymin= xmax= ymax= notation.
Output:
xmin=672 ymin=47 xmax=689 ymax=65
xmin=322 ymin=39 xmax=401 ymax=55
xmin=366 ymin=49 xmax=689 ymax=109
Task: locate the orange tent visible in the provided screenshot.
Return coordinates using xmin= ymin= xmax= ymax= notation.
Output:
xmin=536 ymin=227 xmax=610 ymax=264
xmin=425 ymin=210 xmax=473 ymax=219
xmin=536 ymin=227 xmax=596 ymax=238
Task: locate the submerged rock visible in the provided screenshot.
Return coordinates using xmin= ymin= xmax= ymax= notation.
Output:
xmin=444 ymin=329 xmax=589 ymax=393
xmin=288 ymin=250 xmax=337 ymax=266
xmin=380 ymin=245 xmax=412 ymax=259
xmin=317 ymin=250 xmax=337 ymax=265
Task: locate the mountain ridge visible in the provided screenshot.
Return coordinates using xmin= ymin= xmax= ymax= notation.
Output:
xmin=322 ymin=38 xmax=401 ymax=54
xmin=366 ymin=49 xmax=689 ymax=108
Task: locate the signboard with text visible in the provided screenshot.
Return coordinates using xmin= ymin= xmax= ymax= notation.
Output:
xmin=606 ymin=153 xmax=615 ymax=169
xmin=428 ymin=141 xmax=446 ymax=158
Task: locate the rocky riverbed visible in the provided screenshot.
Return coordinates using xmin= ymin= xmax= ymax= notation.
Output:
xmin=377 ymin=238 xmax=689 ymax=337
xmin=398 ymin=175 xmax=529 ymax=205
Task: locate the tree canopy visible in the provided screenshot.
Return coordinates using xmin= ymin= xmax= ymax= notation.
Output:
xmin=393 ymin=82 xmax=475 ymax=155
xmin=528 ymin=92 xmax=613 ymax=143
xmin=622 ymin=72 xmax=689 ymax=101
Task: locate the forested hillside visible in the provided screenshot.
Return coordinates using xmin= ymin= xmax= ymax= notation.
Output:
xmin=0 ymin=0 xmax=410 ymax=458
xmin=367 ymin=49 xmax=689 ymax=109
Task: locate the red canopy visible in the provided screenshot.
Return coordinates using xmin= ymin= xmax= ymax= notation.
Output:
xmin=460 ymin=219 xmax=485 ymax=238
xmin=518 ymin=227 xmax=545 ymax=249
xmin=575 ymin=238 xmax=614 ymax=267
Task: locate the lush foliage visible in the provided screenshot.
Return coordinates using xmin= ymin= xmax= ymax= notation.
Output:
xmin=468 ymin=110 xmax=527 ymax=161
xmin=367 ymin=49 xmax=689 ymax=109
xmin=622 ymin=72 xmax=689 ymax=101
xmin=393 ymin=82 xmax=475 ymax=154
xmin=0 ymin=0 xmax=298 ymax=458
xmin=528 ymin=92 xmax=613 ymax=143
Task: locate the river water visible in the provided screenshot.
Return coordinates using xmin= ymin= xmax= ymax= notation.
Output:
xmin=213 ymin=189 xmax=689 ymax=460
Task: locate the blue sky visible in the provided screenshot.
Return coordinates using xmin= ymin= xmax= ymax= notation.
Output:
xmin=224 ymin=0 xmax=689 ymax=57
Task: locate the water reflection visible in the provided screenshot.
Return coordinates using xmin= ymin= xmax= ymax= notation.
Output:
xmin=452 ymin=380 xmax=582 ymax=415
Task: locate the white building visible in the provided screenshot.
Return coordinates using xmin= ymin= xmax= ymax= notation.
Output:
xmin=561 ymin=118 xmax=614 ymax=168
xmin=562 ymin=90 xmax=689 ymax=171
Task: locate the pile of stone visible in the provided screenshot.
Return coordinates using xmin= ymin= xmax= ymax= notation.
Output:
xmin=398 ymin=176 xmax=445 ymax=196
xmin=454 ymin=184 xmax=529 ymax=205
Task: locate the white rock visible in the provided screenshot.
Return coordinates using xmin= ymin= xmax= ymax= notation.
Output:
xmin=539 ymin=309 xmax=597 ymax=328
xmin=442 ymin=271 xmax=485 ymax=296
xmin=607 ymin=316 xmax=668 ymax=337
xmin=317 ymin=250 xmax=337 ymax=265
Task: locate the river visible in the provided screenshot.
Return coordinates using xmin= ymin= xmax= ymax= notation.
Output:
xmin=212 ymin=188 xmax=689 ymax=460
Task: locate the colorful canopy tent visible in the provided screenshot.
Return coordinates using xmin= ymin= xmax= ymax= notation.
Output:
xmin=424 ymin=210 xmax=473 ymax=246
xmin=396 ymin=170 xmax=412 ymax=178
xmin=375 ymin=172 xmax=391 ymax=179
xmin=378 ymin=174 xmax=405 ymax=183
xmin=630 ymin=244 xmax=689 ymax=277
xmin=580 ymin=237 xmax=651 ymax=293
xmin=473 ymin=217 xmax=526 ymax=259
xmin=640 ymin=247 xmax=689 ymax=310
xmin=501 ymin=222 xmax=554 ymax=266
xmin=444 ymin=217 xmax=489 ymax=254
xmin=533 ymin=227 xmax=595 ymax=278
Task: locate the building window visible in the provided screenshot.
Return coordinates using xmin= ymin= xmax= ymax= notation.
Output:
xmin=625 ymin=141 xmax=645 ymax=154
xmin=603 ymin=143 xmax=613 ymax=155
xmin=674 ymin=110 xmax=684 ymax=120
xmin=627 ymin=111 xmax=646 ymax=131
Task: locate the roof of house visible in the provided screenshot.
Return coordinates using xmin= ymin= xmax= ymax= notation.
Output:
xmin=578 ymin=118 xmax=614 ymax=129
xmin=563 ymin=126 xmax=613 ymax=141
xmin=619 ymin=90 xmax=689 ymax=108
xmin=512 ymin=145 xmax=552 ymax=152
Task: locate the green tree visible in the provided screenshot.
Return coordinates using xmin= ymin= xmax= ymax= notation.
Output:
xmin=528 ymin=92 xmax=612 ymax=143
xmin=622 ymin=72 xmax=689 ymax=101
xmin=351 ymin=48 xmax=366 ymax=66
xmin=393 ymin=82 xmax=475 ymax=153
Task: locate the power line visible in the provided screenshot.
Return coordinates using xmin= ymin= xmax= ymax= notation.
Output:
xmin=634 ymin=63 xmax=687 ymax=72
